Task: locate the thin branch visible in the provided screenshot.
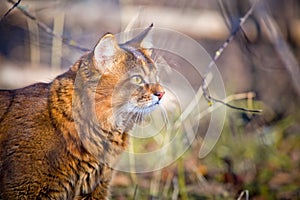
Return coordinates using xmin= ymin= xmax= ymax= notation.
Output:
xmin=0 ymin=0 xmax=21 ymax=22
xmin=197 ymin=92 xmax=258 ymax=121
xmin=217 ymin=0 xmax=232 ymax=30
xmin=201 ymin=1 xmax=261 ymax=113
xmin=237 ymin=190 xmax=249 ymax=200
xmin=133 ymin=184 xmax=138 ymax=200
xmin=207 ymin=95 xmax=262 ymax=113
xmin=255 ymin=0 xmax=300 ymax=97
xmin=6 ymin=0 xmax=89 ymax=52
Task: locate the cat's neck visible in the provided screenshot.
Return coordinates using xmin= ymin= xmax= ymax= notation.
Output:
xmin=48 ymin=55 xmax=128 ymax=162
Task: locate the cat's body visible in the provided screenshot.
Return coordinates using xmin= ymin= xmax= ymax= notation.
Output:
xmin=0 ymin=25 xmax=164 ymax=199
xmin=0 ymin=69 xmax=116 ymax=199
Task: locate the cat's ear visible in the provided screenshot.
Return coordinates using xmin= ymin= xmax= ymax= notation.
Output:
xmin=140 ymin=27 xmax=153 ymax=56
xmin=121 ymin=23 xmax=153 ymax=55
xmin=93 ymin=33 xmax=120 ymax=72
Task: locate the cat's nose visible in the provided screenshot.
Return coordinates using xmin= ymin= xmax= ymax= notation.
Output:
xmin=154 ymin=91 xmax=165 ymax=100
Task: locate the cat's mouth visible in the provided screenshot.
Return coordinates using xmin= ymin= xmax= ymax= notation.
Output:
xmin=135 ymin=94 xmax=163 ymax=114
xmin=111 ymin=93 xmax=164 ymax=130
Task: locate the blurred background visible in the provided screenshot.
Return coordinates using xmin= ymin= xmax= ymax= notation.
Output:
xmin=1 ymin=0 xmax=300 ymax=199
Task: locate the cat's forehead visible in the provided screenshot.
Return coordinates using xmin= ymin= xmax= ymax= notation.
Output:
xmin=122 ymin=45 xmax=153 ymax=63
xmin=122 ymin=45 xmax=157 ymax=76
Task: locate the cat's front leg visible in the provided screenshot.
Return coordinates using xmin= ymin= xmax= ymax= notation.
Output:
xmin=91 ymin=168 xmax=112 ymax=200
xmin=79 ymin=165 xmax=112 ymax=200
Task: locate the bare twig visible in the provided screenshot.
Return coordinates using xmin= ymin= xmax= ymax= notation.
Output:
xmin=193 ymin=92 xmax=260 ymax=127
xmin=133 ymin=184 xmax=138 ymax=200
xmin=0 ymin=0 xmax=21 ymax=22
xmin=237 ymin=190 xmax=249 ymax=200
xmin=6 ymin=0 xmax=89 ymax=52
xmin=202 ymin=1 xmax=262 ymax=113
xmin=255 ymin=0 xmax=300 ymax=97
xmin=217 ymin=0 xmax=232 ymax=30
xmin=207 ymin=95 xmax=262 ymax=113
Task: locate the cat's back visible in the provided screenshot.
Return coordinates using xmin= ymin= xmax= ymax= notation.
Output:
xmin=0 ymin=82 xmax=50 ymax=129
xmin=0 ymin=82 xmax=53 ymax=156
xmin=0 ymin=82 xmax=62 ymax=198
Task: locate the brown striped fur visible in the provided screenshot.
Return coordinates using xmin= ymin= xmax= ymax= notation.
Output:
xmin=0 ymin=25 xmax=164 ymax=199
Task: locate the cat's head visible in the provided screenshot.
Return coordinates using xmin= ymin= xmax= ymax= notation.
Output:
xmin=91 ymin=24 xmax=164 ymax=130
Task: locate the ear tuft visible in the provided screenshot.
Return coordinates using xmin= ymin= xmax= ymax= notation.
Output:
xmin=121 ymin=24 xmax=153 ymax=49
xmin=93 ymin=33 xmax=120 ymax=72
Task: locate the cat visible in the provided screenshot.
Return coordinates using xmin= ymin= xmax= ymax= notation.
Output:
xmin=0 ymin=24 xmax=165 ymax=199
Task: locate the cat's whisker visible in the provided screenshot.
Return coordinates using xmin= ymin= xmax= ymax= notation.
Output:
xmin=135 ymin=109 xmax=143 ymax=123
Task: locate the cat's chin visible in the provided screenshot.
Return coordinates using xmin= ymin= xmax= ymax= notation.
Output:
xmin=111 ymin=101 xmax=160 ymax=132
xmin=141 ymin=103 xmax=158 ymax=114
xmin=133 ymin=100 xmax=160 ymax=115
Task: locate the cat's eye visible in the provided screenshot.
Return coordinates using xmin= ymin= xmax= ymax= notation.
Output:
xmin=130 ymin=75 xmax=144 ymax=85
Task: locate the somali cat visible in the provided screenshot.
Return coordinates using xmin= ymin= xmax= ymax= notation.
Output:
xmin=0 ymin=24 xmax=164 ymax=199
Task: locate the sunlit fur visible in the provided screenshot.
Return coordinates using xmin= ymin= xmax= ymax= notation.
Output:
xmin=0 ymin=32 xmax=164 ymax=199
xmin=95 ymin=47 xmax=163 ymax=132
